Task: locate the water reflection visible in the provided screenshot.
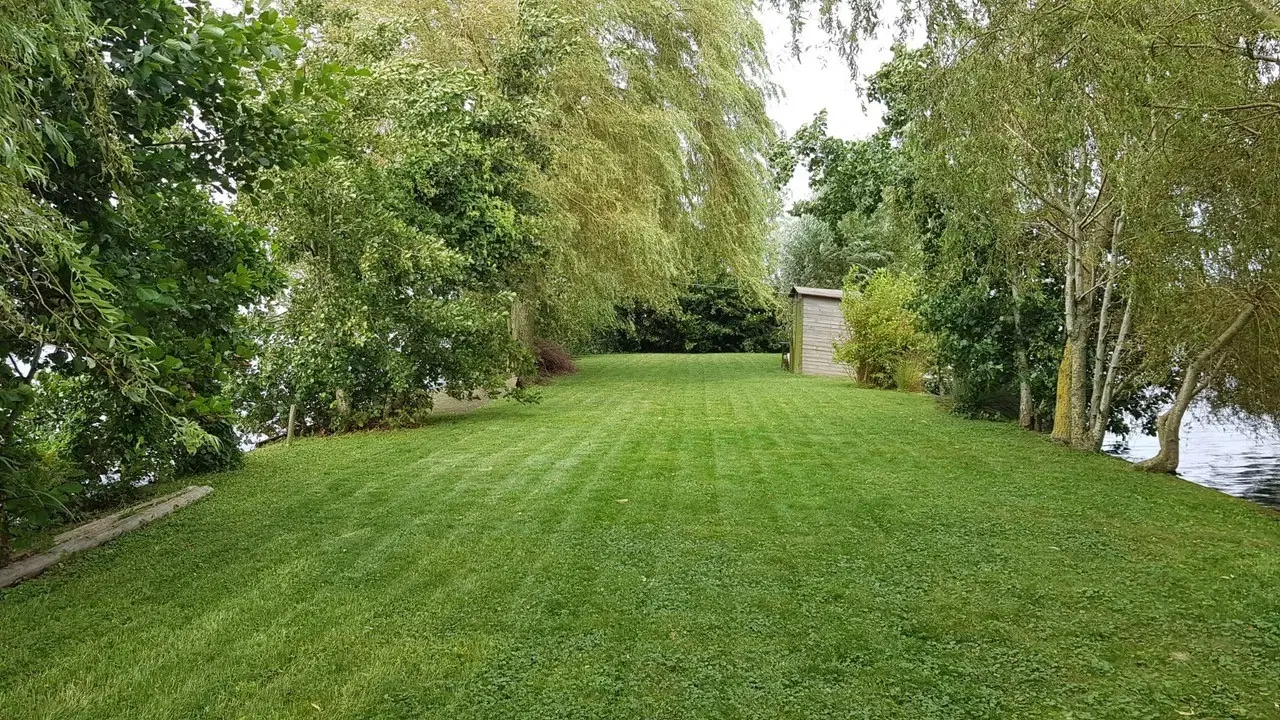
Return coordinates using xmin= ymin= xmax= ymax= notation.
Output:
xmin=1106 ymin=417 xmax=1280 ymax=510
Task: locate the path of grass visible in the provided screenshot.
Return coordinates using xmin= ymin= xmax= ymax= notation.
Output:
xmin=2 ymin=354 xmax=1278 ymax=719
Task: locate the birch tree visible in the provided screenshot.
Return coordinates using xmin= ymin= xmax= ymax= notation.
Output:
xmin=787 ymin=0 xmax=1280 ymax=470
xmin=901 ymin=2 xmax=1156 ymax=451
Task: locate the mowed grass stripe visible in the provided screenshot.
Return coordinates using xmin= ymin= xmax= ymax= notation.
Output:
xmin=1 ymin=353 xmax=1277 ymax=719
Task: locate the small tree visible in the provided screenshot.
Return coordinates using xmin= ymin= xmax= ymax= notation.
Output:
xmin=236 ymin=18 xmax=545 ymax=436
xmin=1 ymin=0 xmax=330 ymax=558
xmin=833 ymin=270 xmax=930 ymax=389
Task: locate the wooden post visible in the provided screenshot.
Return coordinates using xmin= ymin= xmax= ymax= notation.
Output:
xmin=287 ymin=403 xmax=297 ymax=446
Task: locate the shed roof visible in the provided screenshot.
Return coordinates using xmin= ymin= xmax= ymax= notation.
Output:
xmin=790 ymin=286 xmax=843 ymax=300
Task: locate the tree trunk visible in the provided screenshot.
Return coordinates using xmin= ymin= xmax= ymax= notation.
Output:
xmin=1011 ymin=281 xmax=1034 ymax=430
xmin=1067 ymin=222 xmax=1097 ymax=450
xmin=1087 ymin=259 xmax=1116 ymax=430
xmin=1138 ymin=404 xmax=1187 ymax=475
xmin=1068 ymin=321 xmax=1090 ymax=448
xmin=1088 ymin=298 xmax=1132 ymax=450
xmin=1052 ymin=231 xmax=1079 ymax=444
xmin=1051 ymin=218 xmax=1096 ymax=449
xmin=1137 ymin=303 xmax=1257 ymax=473
xmin=1017 ymin=354 xmax=1034 ymax=430
xmin=0 ymin=502 xmax=10 ymax=566
xmin=1050 ymin=343 xmax=1074 ymax=442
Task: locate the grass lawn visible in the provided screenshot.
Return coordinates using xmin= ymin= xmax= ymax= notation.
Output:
xmin=2 ymin=354 xmax=1278 ymax=719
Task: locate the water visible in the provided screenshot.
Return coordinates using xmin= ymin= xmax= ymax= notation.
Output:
xmin=1106 ymin=415 xmax=1280 ymax=510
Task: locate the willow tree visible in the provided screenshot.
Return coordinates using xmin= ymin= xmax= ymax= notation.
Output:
xmin=343 ymin=0 xmax=779 ymax=340
xmin=1124 ymin=2 xmax=1280 ymax=471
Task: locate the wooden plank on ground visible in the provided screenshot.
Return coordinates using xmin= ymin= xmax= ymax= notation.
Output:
xmin=0 ymin=485 xmax=213 ymax=589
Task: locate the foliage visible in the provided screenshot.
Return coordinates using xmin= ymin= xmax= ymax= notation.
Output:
xmin=236 ymin=12 xmax=545 ymax=436
xmin=25 ymin=372 xmax=242 ymax=514
xmin=776 ymin=111 xmax=900 ymax=229
xmin=533 ymin=339 xmax=578 ymax=378
xmin=786 ymin=1 xmax=1280 ymax=467
xmin=775 ymin=52 xmax=1063 ymax=413
xmin=333 ymin=0 xmax=779 ymax=342
xmin=917 ymin=225 xmax=1063 ymax=423
xmin=772 ymin=216 xmax=845 ymax=290
xmin=232 ymin=0 xmax=780 ymax=436
xmin=1 ymin=0 xmax=329 ymax=556
xmin=772 ymin=213 xmax=902 ymax=291
xmin=833 ymin=269 xmax=930 ymax=389
xmin=597 ymin=275 xmax=785 ymax=354
xmin=772 ymin=112 xmax=917 ymax=290
xmin=4 ymin=354 xmax=1280 ymax=718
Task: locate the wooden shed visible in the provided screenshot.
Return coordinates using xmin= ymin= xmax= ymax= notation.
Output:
xmin=788 ymin=286 xmax=848 ymax=377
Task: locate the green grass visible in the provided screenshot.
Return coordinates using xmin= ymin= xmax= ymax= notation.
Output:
xmin=2 ymin=354 xmax=1278 ymax=719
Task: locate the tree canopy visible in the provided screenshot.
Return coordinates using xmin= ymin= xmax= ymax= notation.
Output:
xmin=0 ymin=0 xmax=781 ymax=552
xmin=236 ymin=16 xmax=547 ymax=435
xmin=337 ymin=0 xmax=779 ymax=339
xmin=0 ymin=0 xmax=337 ymax=557
xmin=782 ymin=0 xmax=1280 ymax=470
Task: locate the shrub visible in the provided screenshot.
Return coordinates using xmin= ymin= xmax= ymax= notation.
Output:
xmin=29 ymin=374 xmax=242 ymax=506
xmin=891 ymin=354 xmax=930 ymax=393
xmin=833 ymin=269 xmax=932 ymax=389
xmin=235 ymin=61 xmax=543 ymax=437
xmin=595 ymin=274 xmax=785 ymax=354
xmin=535 ymin=340 xmax=578 ymax=377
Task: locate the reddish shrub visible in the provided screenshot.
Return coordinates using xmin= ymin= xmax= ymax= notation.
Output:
xmin=534 ymin=339 xmax=577 ymax=377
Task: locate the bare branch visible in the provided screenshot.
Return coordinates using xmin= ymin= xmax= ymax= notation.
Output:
xmin=1007 ymin=171 xmax=1069 ymax=217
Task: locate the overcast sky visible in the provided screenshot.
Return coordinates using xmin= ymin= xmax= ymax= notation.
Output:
xmin=756 ymin=5 xmax=900 ymax=205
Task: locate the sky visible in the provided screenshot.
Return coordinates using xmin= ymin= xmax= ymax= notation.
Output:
xmin=755 ymin=5 xmax=900 ymax=205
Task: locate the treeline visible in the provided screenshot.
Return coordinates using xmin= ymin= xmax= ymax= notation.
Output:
xmin=0 ymin=0 xmax=775 ymax=558
xmin=593 ymin=276 xmax=785 ymax=355
xmin=774 ymin=0 xmax=1280 ymax=472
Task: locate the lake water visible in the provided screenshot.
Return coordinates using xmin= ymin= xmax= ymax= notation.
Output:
xmin=1106 ymin=416 xmax=1280 ymax=510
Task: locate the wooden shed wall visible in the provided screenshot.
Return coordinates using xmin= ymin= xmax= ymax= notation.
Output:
xmin=796 ymin=295 xmax=848 ymax=377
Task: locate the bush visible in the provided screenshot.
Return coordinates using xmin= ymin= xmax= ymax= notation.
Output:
xmin=595 ymin=275 xmax=785 ymax=354
xmin=535 ymin=339 xmax=578 ymax=377
xmin=29 ymin=374 xmax=242 ymax=506
xmin=914 ymin=221 xmax=1065 ymax=424
xmin=833 ymin=269 xmax=932 ymax=389
xmin=0 ymin=372 xmax=243 ymax=559
xmin=235 ymin=61 xmax=544 ymax=437
xmin=0 ymin=442 xmax=78 ymax=558
xmin=891 ymin=354 xmax=930 ymax=393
